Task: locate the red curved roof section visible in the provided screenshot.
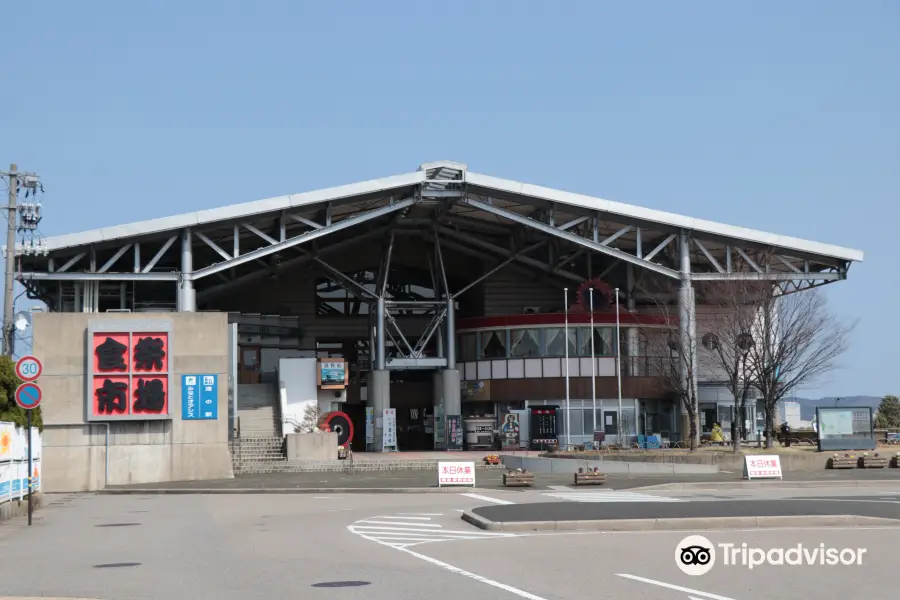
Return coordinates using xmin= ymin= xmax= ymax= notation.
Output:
xmin=456 ymin=312 xmax=673 ymax=330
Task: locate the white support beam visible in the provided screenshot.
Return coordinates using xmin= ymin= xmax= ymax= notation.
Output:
xmin=288 ymin=214 xmax=323 ymax=229
xmin=243 ymin=223 xmax=277 ymax=246
xmin=196 ymin=231 xmax=233 ymax=261
xmin=19 ymin=271 xmax=179 ymax=282
xmin=693 ymin=238 xmax=725 ymax=273
xmin=691 ymin=271 xmax=843 ymax=282
xmin=98 ymin=244 xmax=133 ymax=273
xmin=733 ymin=246 xmax=763 ymax=273
xmin=142 ymin=236 xmax=178 ymax=273
xmin=58 ymin=252 xmax=85 ymax=273
xmin=600 ymin=225 xmax=633 ymax=247
xmin=190 ymin=197 xmax=415 ymax=281
xmin=775 ymin=254 xmax=802 ymax=273
xmin=643 ymin=234 xmax=676 ymax=262
xmin=461 ymin=197 xmax=680 ymax=279
xmin=133 ymin=243 xmax=141 ymax=273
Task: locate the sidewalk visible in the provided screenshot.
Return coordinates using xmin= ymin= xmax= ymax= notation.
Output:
xmin=100 ymin=467 xmax=900 ymax=494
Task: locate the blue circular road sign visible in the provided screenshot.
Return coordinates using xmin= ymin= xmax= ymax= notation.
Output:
xmin=15 ymin=382 xmax=41 ymax=410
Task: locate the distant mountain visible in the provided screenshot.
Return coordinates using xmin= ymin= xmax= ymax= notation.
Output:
xmin=785 ymin=396 xmax=882 ymax=421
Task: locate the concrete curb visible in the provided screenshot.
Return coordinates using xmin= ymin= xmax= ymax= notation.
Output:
xmin=460 ymin=511 xmax=900 ymax=532
xmin=630 ymin=480 xmax=900 ymax=491
xmin=98 ymin=486 xmax=488 ymax=495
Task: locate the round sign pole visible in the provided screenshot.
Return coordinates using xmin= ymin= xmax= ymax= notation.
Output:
xmin=26 ymin=408 xmax=32 ymax=526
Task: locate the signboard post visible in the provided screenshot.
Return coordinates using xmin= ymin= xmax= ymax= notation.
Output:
xmin=437 ymin=461 xmax=476 ymax=487
xmin=365 ymin=407 xmax=374 ymax=446
xmin=743 ymin=455 xmax=783 ymax=480
xmin=446 ymin=415 xmax=463 ymax=451
xmin=382 ymin=408 xmax=397 ymax=451
xmin=14 ymin=358 xmax=42 ymax=528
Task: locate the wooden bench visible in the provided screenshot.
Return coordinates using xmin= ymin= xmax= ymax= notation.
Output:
xmin=574 ymin=469 xmax=607 ymax=486
xmin=827 ymin=455 xmax=857 ymax=469
xmin=503 ymin=471 xmax=535 ymax=487
xmin=859 ymin=454 xmax=888 ymax=468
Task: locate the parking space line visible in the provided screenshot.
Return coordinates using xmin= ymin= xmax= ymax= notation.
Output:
xmin=617 ymin=573 xmax=737 ymax=600
xmin=399 ymin=546 xmax=549 ymax=600
xmin=461 ymin=493 xmax=515 ymax=505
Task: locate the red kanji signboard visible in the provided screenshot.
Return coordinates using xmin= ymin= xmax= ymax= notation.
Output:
xmin=437 ymin=461 xmax=476 ymax=487
xmin=86 ymin=320 xmax=172 ymax=421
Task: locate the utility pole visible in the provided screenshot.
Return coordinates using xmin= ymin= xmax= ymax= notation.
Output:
xmin=3 ymin=164 xmax=18 ymax=356
xmin=1 ymin=164 xmax=43 ymax=356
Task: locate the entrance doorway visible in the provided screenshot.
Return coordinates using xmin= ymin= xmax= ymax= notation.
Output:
xmin=239 ymin=346 xmax=261 ymax=384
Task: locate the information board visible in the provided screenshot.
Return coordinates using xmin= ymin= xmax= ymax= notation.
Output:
xmin=181 ymin=374 xmax=218 ymax=420
xmin=365 ymin=407 xmax=374 ymax=444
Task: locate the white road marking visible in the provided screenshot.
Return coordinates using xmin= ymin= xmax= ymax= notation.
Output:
xmin=373 ymin=515 xmax=434 ymax=520
xmin=543 ymin=490 xmax=683 ymax=503
xmin=398 ymin=546 xmax=550 ymax=600
xmin=347 ymin=513 xmax=516 ymax=548
xmin=617 ymin=573 xmax=738 ymax=600
xmin=356 ymin=520 xmax=444 ymax=528
xmin=398 ymin=512 xmax=444 ymax=516
xmin=462 ymin=493 xmax=515 ymax=505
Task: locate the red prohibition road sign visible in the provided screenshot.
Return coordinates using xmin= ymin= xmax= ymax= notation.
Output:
xmin=15 ymin=355 xmax=42 ymax=382
xmin=15 ymin=382 xmax=41 ymax=410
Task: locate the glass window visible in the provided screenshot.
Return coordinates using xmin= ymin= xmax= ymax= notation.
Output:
xmin=544 ymin=328 xmax=577 ymax=357
xmin=567 ymin=409 xmax=584 ymax=436
xmin=509 ymin=329 xmax=541 ymax=357
xmin=576 ymin=327 xmax=615 ymax=356
xmin=583 ymin=408 xmax=599 ymax=435
xmin=480 ymin=331 xmax=507 ymax=359
xmin=557 ymin=410 xmax=565 ymax=436
xmin=462 ymin=334 xmax=477 ymax=362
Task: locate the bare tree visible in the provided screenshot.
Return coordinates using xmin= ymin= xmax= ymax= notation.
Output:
xmin=294 ymin=403 xmax=320 ymax=434
xmin=696 ymin=281 xmax=763 ymax=453
xmin=744 ymin=286 xmax=854 ymax=448
xmin=638 ymin=284 xmax=701 ymax=451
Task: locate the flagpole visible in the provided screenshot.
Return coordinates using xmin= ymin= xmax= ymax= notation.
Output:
xmin=615 ymin=287 xmax=623 ymax=446
xmin=589 ymin=288 xmax=596 ymax=440
xmin=564 ymin=287 xmax=570 ymax=451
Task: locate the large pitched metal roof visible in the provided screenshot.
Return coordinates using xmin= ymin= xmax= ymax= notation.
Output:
xmin=38 ymin=161 xmax=863 ymax=263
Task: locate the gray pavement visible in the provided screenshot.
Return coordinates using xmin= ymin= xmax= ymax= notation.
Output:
xmin=103 ymin=466 xmax=900 ymax=493
xmin=2 ymin=485 xmax=898 ymax=600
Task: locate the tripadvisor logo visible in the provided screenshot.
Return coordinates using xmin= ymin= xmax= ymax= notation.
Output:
xmin=675 ymin=535 xmax=867 ymax=575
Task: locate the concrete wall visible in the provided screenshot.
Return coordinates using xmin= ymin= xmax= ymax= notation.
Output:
xmin=34 ymin=312 xmax=234 ymax=492
xmin=286 ymin=432 xmax=338 ymax=461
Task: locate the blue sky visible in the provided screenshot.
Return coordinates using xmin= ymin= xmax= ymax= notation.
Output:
xmin=4 ymin=1 xmax=897 ymax=398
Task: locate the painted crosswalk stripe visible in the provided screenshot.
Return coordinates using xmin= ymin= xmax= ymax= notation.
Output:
xmin=348 ymin=513 xmax=517 ymax=548
xmin=543 ymin=490 xmax=684 ymax=503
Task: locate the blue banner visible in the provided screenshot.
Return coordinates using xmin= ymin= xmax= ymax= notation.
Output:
xmin=181 ymin=374 xmax=219 ymax=420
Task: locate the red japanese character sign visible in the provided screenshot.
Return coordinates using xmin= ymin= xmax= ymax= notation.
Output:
xmin=89 ymin=325 xmax=170 ymax=420
xmin=743 ymin=454 xmax=783 ymax=480
xmin=437 ymin=461 xmax=476 ymax=487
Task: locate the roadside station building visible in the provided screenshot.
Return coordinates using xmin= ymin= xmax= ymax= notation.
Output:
xmin=17 ymin=161 xmax=863 ymax=491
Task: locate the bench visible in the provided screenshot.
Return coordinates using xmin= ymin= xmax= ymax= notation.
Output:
xmin=859 ymin=454 xmax=888 ymax=468
xmin=574 ymin=469 xmax=607 ymax=486
xmin=827 ymin=455 xmax=857 ymax=469
xmin=502 ymin=471 xmax=535 ymax=487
